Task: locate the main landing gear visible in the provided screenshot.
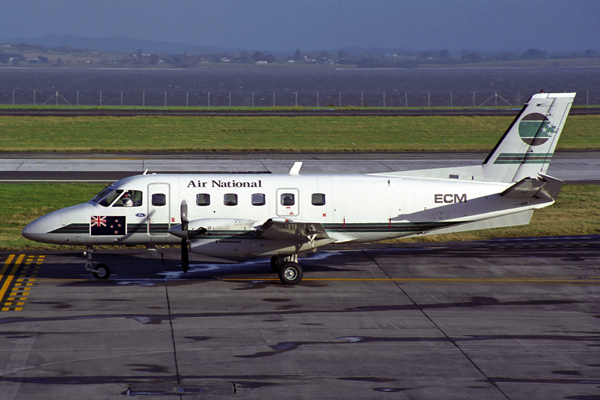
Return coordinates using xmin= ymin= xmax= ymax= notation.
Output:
xmin=84 ymin=246 xmax=111 ymax=280
xmin=270 ymin=254 xmax=303 ymax=285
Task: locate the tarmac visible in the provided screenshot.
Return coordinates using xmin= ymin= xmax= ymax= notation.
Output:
xmin=1 ymin=152 xmax=599 ymax=399
xmin=0 ymin=237 xmax=599 ymax=399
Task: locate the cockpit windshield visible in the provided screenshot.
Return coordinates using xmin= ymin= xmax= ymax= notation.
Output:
xmin=90 ymin=186 xmax=124 ymax=207
xmin=90 ymin=186 xmax=113 ymax=203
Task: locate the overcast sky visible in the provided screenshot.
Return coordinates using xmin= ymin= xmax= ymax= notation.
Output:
xmin=1 ymin=0 xmax=599 ymax=52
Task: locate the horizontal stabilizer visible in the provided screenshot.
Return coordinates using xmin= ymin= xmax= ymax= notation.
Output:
xmin=419 ymin=210 xmax=534 ymax=236
xmin=500 ymin=173 xmax=563 ymax=201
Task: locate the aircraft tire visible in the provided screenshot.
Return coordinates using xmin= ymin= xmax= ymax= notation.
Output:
xmin=93 ymin=264 xmax=111 ymax=280
xmin=270 ymin=256 xmax=281 ymax=272
xmin=278 ymin=262 xmax=303 ymax=285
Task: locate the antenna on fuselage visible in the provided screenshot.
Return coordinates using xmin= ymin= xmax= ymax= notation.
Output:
xmin=289 ymin=162 xmax=302 ymax=175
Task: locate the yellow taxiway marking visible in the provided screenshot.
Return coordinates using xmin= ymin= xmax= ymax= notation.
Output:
xmin=1 ymin=254 xmax=43 ymax=312
xmin=0 ymin=255 xmax=25 ymax=307
xmin=222 ymin=277 xmax=600 ymax=285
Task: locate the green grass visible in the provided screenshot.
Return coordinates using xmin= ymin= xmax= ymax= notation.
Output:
xmin=2 ymin=183 xmax=599 ymax=251
xmin=0 ymin=183 xmax=106 ymax=250
xmin=1 ymin=114 xmax=598 ymax=152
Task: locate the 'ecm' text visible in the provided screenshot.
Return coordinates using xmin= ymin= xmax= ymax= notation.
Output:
xmin=434 ymin=193 xmax=467 ymax=204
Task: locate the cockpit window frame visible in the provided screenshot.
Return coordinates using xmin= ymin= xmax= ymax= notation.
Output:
xmin=90 ymin=185 xmax=114 ymax=203
xmin=93 ymin=188 xmax=124 ymax=207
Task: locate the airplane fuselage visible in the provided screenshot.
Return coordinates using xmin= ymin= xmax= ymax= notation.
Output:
xmin=23 ymin=171 xmax=546 ymax=258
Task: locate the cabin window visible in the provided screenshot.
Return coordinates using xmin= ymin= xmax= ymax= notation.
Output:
xmin=152 ymin=193 xmax=167 ymax=207
xmin=312 ymin=193 xmax=326 ymax=206
xmin=196 ymin=193 xmax=211 ymax=206
xmin=280 ymin=193 xmax=295 ymax=206
xmin=113 ymin=190 xmax=143 ymax=207
xmin=224 ymin=193 xmax=238 ymax=206
xmin=252 ymin=193 xmax=266 ymax=206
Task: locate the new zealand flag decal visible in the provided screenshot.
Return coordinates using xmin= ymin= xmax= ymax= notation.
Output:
xmin=90 ymin=216 xmax=126 ymax=236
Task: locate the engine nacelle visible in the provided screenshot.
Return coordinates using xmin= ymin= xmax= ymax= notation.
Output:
xmin=168 ymin=218 xmax=258 ymax=239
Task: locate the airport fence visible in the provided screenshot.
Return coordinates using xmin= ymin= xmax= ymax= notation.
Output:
xmin=1 ymin=90 xmax=599 ymax=108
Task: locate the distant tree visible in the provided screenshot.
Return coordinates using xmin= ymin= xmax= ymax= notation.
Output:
xmin=522 ymin=48 xmax=546 ymax=60
xmin=356 ymin=56 xmax=377 ymax=68
xmin=238 ymin=52 xmax=253 ymax=63
xmin=253 ymin=51 xmax=265 ymax=61
xmin=38 ymin=55 xmax=49 ymax=63
xmin=337 ymin=50 xmax=349 ymax=59
xmin=293 ymin=48 xmax=303 ymax=61
xmin=460 ymin=51 xmax=482 ymax=63
xmin=319 ymin=51 xmax=331 ymax=61
xmin=438 ymin=49 xmax=450 ymax=60
xmin=11 ymin=57 xmax=19 ymax=66
xmin=419 ymin=51 xmax=433 ymax=60
xmin=56 ymin=57 xmax=65 ymax=65
xmin=149 ymin=54 xmax=161 ymax=65
xmin=265 ymin=54 xmax=277 ymax=63
xmin=498 ymin=51 xmax=516 ymax=61
xmin=585 ymin=49 xmax=600 ymax=58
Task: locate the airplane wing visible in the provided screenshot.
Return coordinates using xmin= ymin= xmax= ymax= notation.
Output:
xmin=500 ymin=173 xmax=563 ymax=201
xmin=254 ymin=217 xmax=333 ymax=245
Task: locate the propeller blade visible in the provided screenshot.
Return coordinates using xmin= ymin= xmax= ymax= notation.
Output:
xmin=180 ymin=200 xmax=189 ymax=273
xmin=180 ymin=200 xmax=188 ymax=231
xmin=181 ymin=237 xmax=189 ymax=273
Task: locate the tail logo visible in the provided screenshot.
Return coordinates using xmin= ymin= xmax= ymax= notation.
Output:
xmin=518 ymin=113 xmax=557 ymax=146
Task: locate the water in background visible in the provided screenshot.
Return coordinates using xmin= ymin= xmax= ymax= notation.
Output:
xmin=0 ymin=67 xmax=598 ymax=107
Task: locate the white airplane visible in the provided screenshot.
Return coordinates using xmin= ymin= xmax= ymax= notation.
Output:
xmin=22 ymin=92 xmax=575 ymax=284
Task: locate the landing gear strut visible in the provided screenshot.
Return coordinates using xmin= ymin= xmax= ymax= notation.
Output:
xmin=273 ymin=254 xmax=303 ymax=285
xmin=84 ymin=246 xmax=111 ymax=279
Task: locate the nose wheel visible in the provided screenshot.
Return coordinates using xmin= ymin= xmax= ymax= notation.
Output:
xmin=92 ymin=263 xmax=111 ymax=279
xmin=85 ymin=246 xmax=111 ymax=280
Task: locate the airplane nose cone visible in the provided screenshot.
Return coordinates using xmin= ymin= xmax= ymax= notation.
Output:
xmin=21 ymin=210 xmax=62 ymax=243
xmin=21 ymin=220 xmax=37 ymax=240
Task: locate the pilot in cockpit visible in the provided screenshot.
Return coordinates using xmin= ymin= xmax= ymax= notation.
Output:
xmin=121 ymin=191 xmax=133 ymax=207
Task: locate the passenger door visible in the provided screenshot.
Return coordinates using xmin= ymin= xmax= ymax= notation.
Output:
xmin=276 ymin=188 xmax=299 ymax=217
xmin=147 ymin=183 xmax=171 ymax=237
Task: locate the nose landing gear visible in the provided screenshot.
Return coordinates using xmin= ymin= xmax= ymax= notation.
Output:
xmin=84 ymin=246 xmax=111 ymax=279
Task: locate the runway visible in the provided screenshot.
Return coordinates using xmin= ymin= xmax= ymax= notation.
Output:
xmin=1 ymin=107 xmax=598 ymax=117
xmin=1 ymin=151 xmax=599 ymax=184
xmin=1 ymin=236 xmax=599 ymax=399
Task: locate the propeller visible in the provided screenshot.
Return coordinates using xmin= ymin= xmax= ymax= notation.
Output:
xmin=180 ymin=200 xmax=189 ymax=273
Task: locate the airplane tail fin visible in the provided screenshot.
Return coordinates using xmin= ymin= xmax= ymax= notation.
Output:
xmin=482 ymin=92 xmax=575 ymax=183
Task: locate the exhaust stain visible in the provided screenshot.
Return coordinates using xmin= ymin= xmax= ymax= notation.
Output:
xmin=553 ymin=370 xmax=582 ymax=376
xmin=373 ymin=387 xmax=408 ymax=393
xmin=184 ymin=336 xmax=211 ymax=342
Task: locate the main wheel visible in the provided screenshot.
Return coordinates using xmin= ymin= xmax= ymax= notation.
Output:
xmin=93 ymin=263 xmax=111 ymax=279
xmin=270 ymin=256 xmax=281 ymax=272
xmin=278 ymin=262 xmax=303 ymax=285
